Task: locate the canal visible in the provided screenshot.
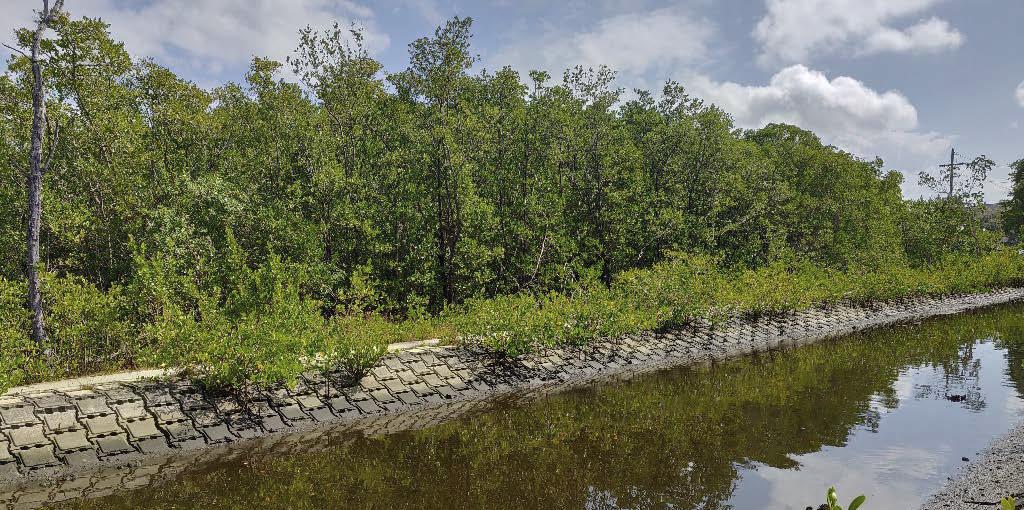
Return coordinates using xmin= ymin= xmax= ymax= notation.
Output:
xmin=51 ymin=302 xmax=1024 ymax=509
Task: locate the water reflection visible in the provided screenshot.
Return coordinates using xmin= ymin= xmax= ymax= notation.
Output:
xmin=55 ymin=303 xmax=1024 ymax=510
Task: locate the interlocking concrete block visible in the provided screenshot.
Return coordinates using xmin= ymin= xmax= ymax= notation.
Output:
xmin=113 ymin=401 xmax=147 ymax=421
xmin=371 ymin=366 xmax=395 ymax=380
xmin=175 ymin=392 xmax=208 ymax=410
xmin=82 ymin=416 xmax=120 ymax=437
xmin=447 ymin=378 xmax=468 ymax=391
xmin=15 ymin=445 xmax=58 ymax=468
xmin=369 ymin=389 xmax=395 ymax=403
xmin=25 ymin=393 xmax=70 ymax=412
xmin=134 ymin=438 xmax=171 ymax=456
xmin=150 ymin=405 xmax=187 ymax=424
xmin=354 ymin=400 xmax=382 ymax=414
xmin=39 ymin=410 xmax=78 ymax=432
xmin=95 ymin=434 xmax=133 ymax=455
xmin=246 ymin=400 xmax=276 ymax=418
xmin=163 ymin=421 xmax=199 ymax=441
xmin=383 ymin=378 xmax=407 ymax=393
xmin=308 ymin=407 xmax=334 ymax=422
xmin=421 ymin=374 xmax=445 ymax=387
xmin=396 ymin=370 xmax=419 ymax=384
xmin=295 ymin=394 xmax=325 ymax=410
xmin=277 ymin=404 xmax=308 ymax=422
xmin=98 ymin=386 xmax=138 ymax=404
xmin=74 ymin=397 xmax=111 ymax=417
xmin=124 ymin=419 xmax=161 ymax=440
xmin=0 ymin=406 xmax=38 ymax=427
xmin=328 ymin=397 xmax=357 ymax=415
xmin=433 ymin=366 xmax=456 ymax=379
xmin=212 ymin=397 xmax=241 ymax=415
xmin=138 ymin=387 xmax=176 ymax=406
xmin=436 ymin=386 xmax=459 ymax=400
xmin=8 ymin=426 xmax=48 ymax=449
xmin=408 ymin=361 xmax=432 ymax=375
xmin=259 ymin=415 xmax=287 ymax=432
xmin=190 ymin=408 xmax=221 ymax=428
xmin=62 ymin=449 xmax=100 ymax=468
xmin=51 ymin=430 xmax=90 ymax=452
xmin=0 ymin=288 xmax=1020 ymax=491
xmin=200 ymin=425 xmax=232 ymax=443
xmin=358 ymin=375 xmax=385 ymax=391
xmin=409 ymin=383 xmax=434 ymax=397
xmin=225 ymin=415 xmax=261 ymax=438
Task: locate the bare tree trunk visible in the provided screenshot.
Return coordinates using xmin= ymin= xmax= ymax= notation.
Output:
xmin=25 ymin=0 xmax=64 ymax=344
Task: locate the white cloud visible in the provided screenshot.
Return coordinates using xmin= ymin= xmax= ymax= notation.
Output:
xmin=687 ymin=65 xmax=951 ymax=194
xmin=1 ymin=0 xmax=388 ymax=83
xmin=1016 ymin=80 xmax=1024 ymax=107
xmin=861 ymin=17 xmax=962 ymax=56
xmin=754 ymin=0 xmax=964 ymax=65
xmin=487 ymin=6 xmax=713 ymax=81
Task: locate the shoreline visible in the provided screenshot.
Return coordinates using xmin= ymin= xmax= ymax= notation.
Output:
xmin=921 ymin=419 xmax=1024 ymax=509
xmin=1 ymin=288 xmax=1023 ymax=509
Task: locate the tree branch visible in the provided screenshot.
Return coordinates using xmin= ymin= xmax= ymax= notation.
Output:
xmin=2 ymin=42 xmax=30 ymax=60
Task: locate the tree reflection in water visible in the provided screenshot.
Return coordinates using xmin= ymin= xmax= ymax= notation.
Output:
xmin=58 ymin=303 xmax=1024 ymax=510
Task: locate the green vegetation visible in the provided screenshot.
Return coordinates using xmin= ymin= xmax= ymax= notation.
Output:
xmin=452 ymin=251 xmax=1024 ymax=356
xmin=1 ymin=10 xmax=1021 ymax=392
xmin=1002 ymin=159 xmax=1024 ymax=244
xmin=825 ymin=487 xmax=866 ymax=510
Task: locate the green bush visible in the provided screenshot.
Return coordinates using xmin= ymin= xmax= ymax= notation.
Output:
xmin=0 ymin=278 xmax=32 ymax=391
xmin=136 ymin=249 xmax=392 ymax=391
xmin=2 ymin=250 xmax=1023 ymax=393
xmin=0 ymin=273 xmax=135 ymax=389
xmin=308 ymin=315 xmax=392 ymax=378
xmin=140 ymin=253 xmax=322 ymax=390
xmin=39 ymin=273 xmax=135 ymax=378
xmin=444 ymin=251 xmax=1024 ymax=357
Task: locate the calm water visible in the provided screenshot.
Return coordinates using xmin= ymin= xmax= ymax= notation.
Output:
xmin=55 ymin=303 xmax=1024 ymax=510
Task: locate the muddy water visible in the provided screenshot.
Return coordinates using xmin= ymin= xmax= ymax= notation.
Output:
xmin=53 ymin=303 xmax=1024 ymax=510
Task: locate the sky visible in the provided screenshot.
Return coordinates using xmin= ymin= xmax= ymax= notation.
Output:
xmin=2 ymin=0 xmax=1022 ymax=201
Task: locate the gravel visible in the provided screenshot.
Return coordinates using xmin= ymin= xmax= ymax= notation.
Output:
xmin=921 ymin=419 xmax=1024 ymax=509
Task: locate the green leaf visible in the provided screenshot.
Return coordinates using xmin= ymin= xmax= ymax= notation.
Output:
xmin=848 ymin=495 xmax=866 ymax=510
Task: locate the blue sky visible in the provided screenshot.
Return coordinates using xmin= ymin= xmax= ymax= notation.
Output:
xmin=3 ymin=0 xmax=1022 ymax=201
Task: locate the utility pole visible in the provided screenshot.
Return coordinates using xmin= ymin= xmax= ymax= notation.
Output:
xmin=938 ymin=147 xmax=970 ymax=199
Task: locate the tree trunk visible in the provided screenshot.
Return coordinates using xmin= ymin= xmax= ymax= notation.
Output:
xmin=25 ymin=0 xmax=64 ymax=344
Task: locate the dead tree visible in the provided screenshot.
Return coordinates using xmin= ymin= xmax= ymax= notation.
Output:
xmin=25 ymin=0 xmax=65 ymax=343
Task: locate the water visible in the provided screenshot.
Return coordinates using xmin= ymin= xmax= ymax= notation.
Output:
xmin=53 ymin=303 xmax=1024 ymax=509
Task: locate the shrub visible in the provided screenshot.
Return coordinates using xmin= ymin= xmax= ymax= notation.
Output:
xmin=140 ymin=254 xmax=321 ymax=390
xmin=450 ymin=293 xmax=540 ymax=357
xmin=444 ymin=251 xmax=1024 ymax=357
xmin=307 ymin=315 xmax=391 ymax=378
xmin=0 ymin=273 xmax=135 ymax=392
xmin=0 ymin=277 xmax=32 ymax=392
xmin=39 ymin=273 xmax=135 ymax=378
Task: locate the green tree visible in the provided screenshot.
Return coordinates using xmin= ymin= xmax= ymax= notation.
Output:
xmin=1001 ymin=159 xmax=1024 ymax=244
